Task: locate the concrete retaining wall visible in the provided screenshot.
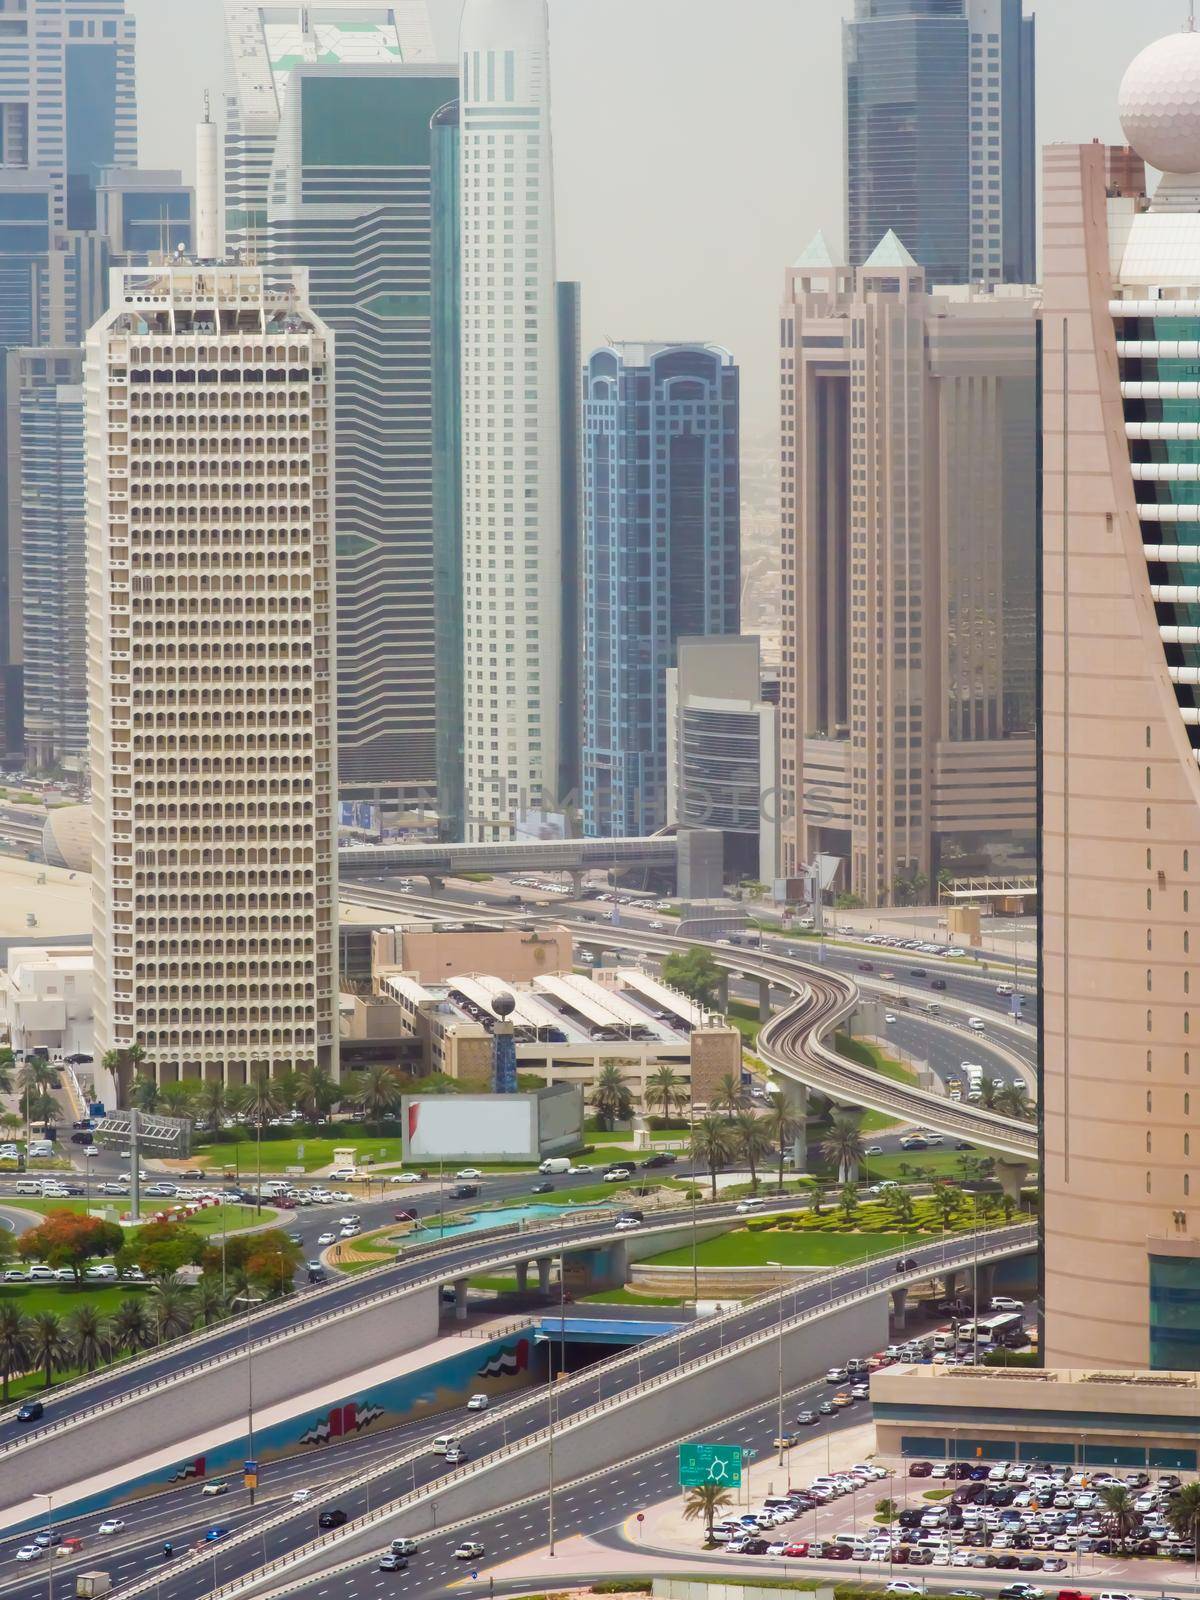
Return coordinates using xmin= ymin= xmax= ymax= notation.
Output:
xmin=630 ymin=1263 xmax=825 ymax=1296
xmin=654 ymin=1582 xmax=837 ymax=1600
xmin=234 ymin=1293 xmax=890 ymax=1596
xmin=0 ymin=1288 xmax=439 ymax=1510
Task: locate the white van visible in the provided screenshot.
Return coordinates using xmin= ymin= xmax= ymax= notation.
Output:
xmin=968 ymin=1016 xmax=985 ymax=1032
xmin=432 ymin=1434 xmax=458 ymax=1456
xmin=14 ymin=1179 xmax=38 ymax=1194
xmin=538 ymin=1157 xmax=572 ymax=1175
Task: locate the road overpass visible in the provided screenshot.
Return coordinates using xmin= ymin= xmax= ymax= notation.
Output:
xmin=130 ymin=1227 xmax=1037 ymax=1600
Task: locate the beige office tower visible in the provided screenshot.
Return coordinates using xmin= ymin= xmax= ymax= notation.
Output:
xmin=1043 ymin=30 xmax=1200 ymax=1370
xmin=779 ymin=231 xmax=1036 ymax=907
xmin=86 ymin=265 xmax=339 ymax=1087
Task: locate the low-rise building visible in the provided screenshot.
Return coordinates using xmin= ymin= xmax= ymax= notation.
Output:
xmin=372 ymin=921 xmax=573 ymax=986
xmin=373 ymin=964 xmax=740 ymax=1105
xmin=4 ymin=944 xmax=93 ymax=1058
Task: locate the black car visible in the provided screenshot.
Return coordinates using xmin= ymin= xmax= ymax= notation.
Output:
xmin=993 ymin=1556 xmax=1019 ymax=1571
xmin=619 ymin=1209 xmax=644 ymax=1223
xmin=796 ymin=1410 xmax=819 ymax=1425
xmin=69 ymin=1132 xmax=93 ymax=1146
xmin=531 ymin=1181 xmax=554 ymax=1194
xmin=318 ymin=1509 xmax=348 ymax=1529
xmin=909 ymin=968 xmax=928 ymax=977
xmin=931 ymin=978 xmax=948 ymax=991
xmin=741 ymin=1538 xmax=769 ymax=1555
xmin=16 ymin=1400 xmax=43 ymax=1423
xmin=642 ymin=1152 xmax=677 ymax=1167
xmin=379 ymin=1553 xmax=408 ymax=1572
xmin=452 ymin=1184 xmax=479 ymax=1199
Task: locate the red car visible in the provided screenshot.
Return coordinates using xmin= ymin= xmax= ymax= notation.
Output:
xmin=1057 ymin=1591 xmax=1092 ymax=1600
xmin=782 ymin=1543 xmax=809 ymax=1558
xmin=909 ymin=1460 xmax=934 ymax=1477
xmin=394 ymin=1208 xmax=417 ymax=1223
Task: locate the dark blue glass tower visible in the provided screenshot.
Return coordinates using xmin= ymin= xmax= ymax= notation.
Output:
xmin=581 ymin=343 xmax=740 ymax=839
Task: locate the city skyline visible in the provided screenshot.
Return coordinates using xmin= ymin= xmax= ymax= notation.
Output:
xmin=132 ymin=0 xmax=1196 ymax=433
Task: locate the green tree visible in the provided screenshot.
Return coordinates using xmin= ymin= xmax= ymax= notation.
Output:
xmin=1099 ymin=1484 xmax=1138 ymax=1551
xmin=197 ymin=1078 xmax=228 ymax=1137
xmin=645 ymin=1063 xmax=685 ymax=1123
xmin=682 ymin=1482 xmax=735 ymax=1544
xmin=885 ymin=1188 xmax=917 ymax=1229
xmin=591 ymin=1061 xmax=635 ymax=1131
xmin=929 ymin=1186 xmax=962 ymax=1229
xmin=295 ymin=1065 xmax=340 ymax=1126
xmin=978 ymin=1079 xmax=1001 ymax=1111
xmin=1166 ymin=1481 xmax=1200 ymax=1547
xmin=661 ymin=947 xmax=722 ymax=1011
xmin=733 ymin=1112 xmax=774 ymax=1193
xmin=244 ymin=1234 xmax=304 ymax=1298
xmin=0 ymin=1305 xmax=31 ymax=1401
xmin=194 ymin=1279 xmax=228 ymax=1328
xmin=110 ymin=1296 xmax=153 ymax=1354
xmin=117 ymin=1221 xmax=204 ymax=1283
xmin=711 ymin=1072 xmax=747 ymax=1122
xmin=242 ymin=1068 xmax=282 ymax=1130
xmin=995 ymin=1083 xmax=1032 ymax=1121
xmin=18 ymin=1211 xmax=123 ymax=1283
xmin=150 ymin=1278 xmax=194 ymax=1343
xmin=810 ymin=1181 xmax=827 ymax=1217
xmin=875 ymin=1498 xmax=899 ymax=1524
xmin=157 ymin=1080 xmax=199 ymax=1121
xmin=820 ymin=1110 xmax=865 ymax=1183
xmin=130 ymin=1074 xmax=160 ymax=1114
xmin=29 ymin=1310 xmax=70 ymax=1388
xmin=690 ymin=1113 xmax=734 ymax=1200
xmin=347 ymin=1064 xmax=405 ymax=1128
xmin=67 ymin=1304 xmax=110 ymax=1374
xmin=273 ymin=1069 xmax=303 ymax=1117
xmin=762 ymin=1097 xmax=803 ymax=1192
xmin=838 ymin=1181 xmax=860 ymax=1223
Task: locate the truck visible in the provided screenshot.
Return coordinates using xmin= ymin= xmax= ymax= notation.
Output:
xmin=76 ymin=1574 xmax=112 ymax=1598
xmin=538 ymin=1157 xmax=572 ymax=1174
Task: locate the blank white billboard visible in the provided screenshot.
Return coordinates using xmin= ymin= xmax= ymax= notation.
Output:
xmin=404 ymin=1095 xmax=535 ymax=1160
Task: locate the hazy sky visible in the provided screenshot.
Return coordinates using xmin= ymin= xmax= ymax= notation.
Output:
xmin=129 ymin=0 xmax=1195 ymax=431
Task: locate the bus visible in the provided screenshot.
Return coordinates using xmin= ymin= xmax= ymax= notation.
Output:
xmin=959 ymin=1310 xmax=1025 ymax=1347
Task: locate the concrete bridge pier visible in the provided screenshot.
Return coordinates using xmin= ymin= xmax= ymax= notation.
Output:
xmin=890 ymin=1286 xmax=908 ymax=1330
xmin=569 ymin=869 xmax=586 ymax=898
xmin=454 ymin=1278 xmax=469 ymax=1321
xmin=995 ymin=1159 xmax=1031 ymax=1204
xmin=768 ymin=1077 xmax=808 ymax=1173
xmin=515 ymin=1261 xmax=529 ymax=1295
xmin=942 ymin=1268 xmax=961 ymax=1302
xmin=758 ymin=978 xmax=773 ymax=1023
xmin=715 ymin=972 xmax=729 ymax=1014
xmin=537 ymin=1257 xmax=553 ymax=1295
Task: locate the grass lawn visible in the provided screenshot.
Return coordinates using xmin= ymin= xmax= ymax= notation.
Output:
xmin=862 ymin=1150 xmax=995 ymax=1182
xmin=834 ymin=1033 xmax=920 ymax=1088
xmin=644 ymin=1227 xmax=911 ymax=1269
xmin=578 ymin=1286 xmax=688 ymax=1307
xmin=0 ymin=1280 xmax=147 ymax=1317
xmin=727 ymin=999 xmax=762 ymax=1048
xmin=193 ymin=1130 xmax=411 ymax=1173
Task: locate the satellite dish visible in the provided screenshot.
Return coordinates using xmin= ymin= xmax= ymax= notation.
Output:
xmin=492 ymin=991 xmax=516 ymax=1019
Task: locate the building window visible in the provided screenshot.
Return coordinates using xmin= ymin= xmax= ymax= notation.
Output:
xmin=1149 ymin=1252 xmax=1200 ymax=1368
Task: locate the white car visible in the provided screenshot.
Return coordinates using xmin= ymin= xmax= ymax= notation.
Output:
xmin=330 ymin=1190 xmax=355 ymax=1204
xmin=317 ymin=1231 xmax=337 ymax=1247
xmin=388 ymin=1173 xmax=421 ymax=1185
xmin=968 ymin=1017 xmax=985 ymax=1032
xmin=329 ymin=1168 xmax=358 ymax=1182
xmin=885 ymin=1583 xmax=923 ymax=1596
xmin=884 ymin=1012 xmax=898 ymax=1024
xmin=991 ymin=1295 xmax=1023 ymax=1312
xmin=201 ymin=1480 xmax=229 ymax=1496
xmin=602 ymin=1168 xmax=632 ymax=1183
xmin=339 ymin=1225 xmax=359 ymax=1239
xmin=97 ymin=1518 xmax=125 ymax=1535
xmin=465 ymin=1393 xmax=489 ymax=1411
xmin=454 ymin=1541 xmax=485 ymax=1560
xmin=613 ymin=1216 xmax=640 ymax=1230
xmin=291 ymin=1489 xmax=312 ymax=1504
xmin=455 ymin=1168 xmax=483 ymax=1180
xmin=337 ymin=1214 xmax=360 ymax=1227
xmin=15 ymin=1546 xmax=40 ymax=1562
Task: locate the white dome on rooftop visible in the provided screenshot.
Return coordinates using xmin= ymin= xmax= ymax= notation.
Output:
xmin=1120 ymin=29 xmax=1200 ymax=175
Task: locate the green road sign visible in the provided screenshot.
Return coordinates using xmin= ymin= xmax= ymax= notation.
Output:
xmin=678 ymin=1442 xmax=743 ymax=1488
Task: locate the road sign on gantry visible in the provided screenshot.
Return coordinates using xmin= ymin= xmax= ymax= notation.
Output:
xmin=678 ymin=1442 xmax=743 ymax=1488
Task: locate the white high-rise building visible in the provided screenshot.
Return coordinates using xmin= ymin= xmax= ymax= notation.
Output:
xmin=86 ymin=264 xmax=339 ymax=1087
xmin=459 ymin=0 xmax=562 ymax=840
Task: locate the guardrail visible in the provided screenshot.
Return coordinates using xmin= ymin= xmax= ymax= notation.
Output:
xmin=154 ymin=1224 xmax=1037 ymax=1600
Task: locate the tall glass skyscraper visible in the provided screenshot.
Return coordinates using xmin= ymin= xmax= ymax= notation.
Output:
xmin=844 ymin=0 xmax=1034 ymax=286
xmin=581 ymin=343 xmax=740 ymax=839
xmin=268 ymin=64 xmax=458 ymax=811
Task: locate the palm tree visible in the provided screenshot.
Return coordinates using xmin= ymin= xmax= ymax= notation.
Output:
xmin=645 ymin=1064 xmax=684 ymax=1124
xmin=733 ymin=1112 xmax=774 ymax=1193
xmin=690 ymin=1114 xmax=734 ymax=1200
xmin=682 ymin=1482 xmax=735 ymax=1544
xmin=1000 ymin=1191 xmax=1018 ymax=1223
xmin=821 ymin=1110 xmax=866 ymax=1183
xmin=591 ymin=1061 xmax=634 ymax=1131
xmin=0 ymin=1111 xmax=20 ymax=1139
xmin=929 ymin=1186 xmax=961 ymax=1230
xmin=197 ymin=1079 xmax=228 ymax=1137
xmin=242 ymin=1068 xmax=281 ymax=1131
xmin=711 ymin=1072 xmax=746 ymax=1122
xmin=67 ymin=1305 xmax=110 ymax=1374
xmin=295 ymin=1065 xmax=340 ymax=1126
xmin=1166 ymin=1481 xmax=1200 ymax=1548
xmin=886 ymin=1188 xmax=917 ymax=1229
xmin=838 ymin=1181 xmax=860 ymax=1223
xmin=150 ymin=1279 xmax=194 ymax=1343
xmin=158 ymin=1080 xmax=198 ymax=1121
xmin=875 ymin=1498 xmax=899 ymax=1524
xmin=762 ymin=1097 xmax=803 ymax=1192
xmin=28 ymin=1311 xmax=70 ymax=1389
xmin=1099 ymin=1484 xmax=1139 ymax=1551
xmin=110 ymin=1297 xmax=153 ymax=1355
xmin=194 ymin=1280 xmax=228 ymax=1329
xmin=978 ymin=1079 xmax=1001 ymax=1111
xmin=130 ymin=1074 xmax=160 ymax=1113
xmin=273 ymin=1069 xmax=302 ymax=1117
xmin=810 ymin=1181 xmax=827 ymax=1217
xmin=0 ymin=1305 xmax=31 ymax=1400
xmin=352 ymin=1064 xmax=405 ymax=1128
xmin=0 ymin=1057 xmax=12 ymax=1097
xmin=995 ymin=1083 xmax=1031 ymax=1121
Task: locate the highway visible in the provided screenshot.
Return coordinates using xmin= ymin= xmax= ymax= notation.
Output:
xmin=5 ymin=1228 xmax=1033 ymax=1600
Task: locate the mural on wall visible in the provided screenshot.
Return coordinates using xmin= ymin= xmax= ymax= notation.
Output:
xmin=16 ymin=1329 xmax=537 ymax=1538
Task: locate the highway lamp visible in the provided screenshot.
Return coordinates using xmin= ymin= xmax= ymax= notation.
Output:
xmin=33 ymin=1492 xmax=51 ymax=1600
xmin=245 ymin=1312 xmax=257 ymax=1506
xmin=767 ymin=1261 xmax=785 ymax=1465
xmin=533 ymin=1332 xmax=557 ymax=1556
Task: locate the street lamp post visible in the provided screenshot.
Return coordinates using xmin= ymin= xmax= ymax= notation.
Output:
xmin=768 ymin=1262 xmax=786 ymax=1466
xmin=32 ymin=1493 xmax=51 ymax=1600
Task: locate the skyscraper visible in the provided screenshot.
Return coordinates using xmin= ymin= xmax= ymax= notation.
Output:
xmin=222 ymin=1 xmax=436 ymax=261
xmin=7 ymin=347 xmax=86 ymax=773
xmin=844 ymin=0 xmax=1035 ymax=287
xmin=779 ymin=231 xmax=1036 ymax=906
xmin=581 ymin=342 xmax=740 ymax=839
xmin=267 ymin=63 xmax=458 ymax=812
xmin=1042 ymin=33 xmax=1200 ymax=1371
xmin=459 ymin=0 xmax=563 ymax=841
xmin=0 ymin=0 xmax=138 ymax=761
xmin=86 ymin=264 xmax=338 ymax=1087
